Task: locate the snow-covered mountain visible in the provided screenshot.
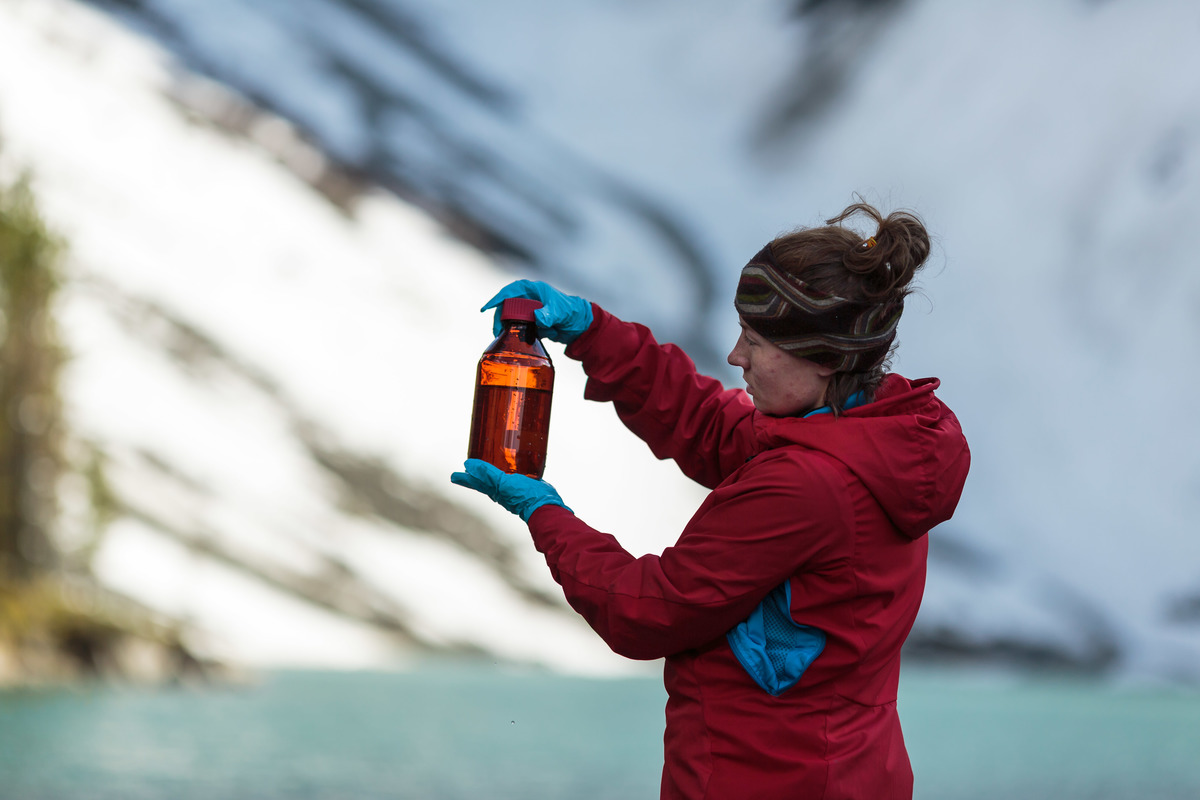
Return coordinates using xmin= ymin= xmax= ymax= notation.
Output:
xmin=3 ymin=0 xmax=1199 ymax=680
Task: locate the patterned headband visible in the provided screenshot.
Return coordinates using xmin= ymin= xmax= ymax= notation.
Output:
xmin=733 ymin=244 xmax=902 ymax=373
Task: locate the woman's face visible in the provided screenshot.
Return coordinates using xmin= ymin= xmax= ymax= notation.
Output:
xmin=727 ymin=318 xmax=835 ymax=416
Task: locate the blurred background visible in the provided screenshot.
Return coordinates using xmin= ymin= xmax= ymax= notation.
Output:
xmin=1 ymin=0 xmax=1199 ymax=797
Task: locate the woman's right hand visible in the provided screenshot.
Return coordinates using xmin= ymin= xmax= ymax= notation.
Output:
xmin=482 ymin=280 xmax=594 ymax=345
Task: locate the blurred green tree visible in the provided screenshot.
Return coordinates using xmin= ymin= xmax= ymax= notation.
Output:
xmin=0 ymin=164 xmax=207 ymax=684
xmin=0 ymin=169 xmax=65 ymax=582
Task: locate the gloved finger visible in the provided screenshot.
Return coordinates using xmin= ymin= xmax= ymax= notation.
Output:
xmin=450 ymin=469 xmax=479 ymax=491
xmin=463 ymin=457 xmax=505 ymax=481
xmin=450 ymin=459 xmax=504 ymax=500
xmin=483 ymin=280 xmax=550 ymax=337
xmin=481 ymin=280 xmax=534 ymax=312
xmin=533 ymin=307 xmax=559 ymax=337
xmin=536 ymin=287 xmax=592 ymax=345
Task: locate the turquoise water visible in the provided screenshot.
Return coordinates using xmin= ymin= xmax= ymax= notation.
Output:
xmin=1 ymin=664 xmax=1198 ymax=799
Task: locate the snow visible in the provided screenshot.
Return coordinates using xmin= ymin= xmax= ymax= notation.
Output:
xmin=92 ymin=517 xmax=401 ymax=670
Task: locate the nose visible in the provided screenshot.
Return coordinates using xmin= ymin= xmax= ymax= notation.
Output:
xmin=727 ymin=340 xmax=746 ymax=369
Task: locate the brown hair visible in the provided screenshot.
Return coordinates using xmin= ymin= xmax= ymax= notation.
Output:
xmin=768 ymin=201 xmax=931 ymax=413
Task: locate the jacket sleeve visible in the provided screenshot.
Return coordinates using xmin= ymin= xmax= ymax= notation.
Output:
xmin=526 ymin=451 xmax=851 ymax=660
xmin=564 ymin=305 xmax=759 ymax=489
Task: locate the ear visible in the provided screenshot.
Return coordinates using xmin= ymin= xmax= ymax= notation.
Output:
xmin=815 ymin=364 xmax=837 ymax=380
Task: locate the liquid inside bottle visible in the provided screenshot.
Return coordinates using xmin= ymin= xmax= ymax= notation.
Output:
xmin=467 ymin=298 xmax=554 ymax=479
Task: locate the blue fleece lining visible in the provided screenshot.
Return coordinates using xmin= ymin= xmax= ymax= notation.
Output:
xmin=803 ymin=390 xmax=865 ymax=417
xmin=726 ymin=581 xmax=826 ymax=696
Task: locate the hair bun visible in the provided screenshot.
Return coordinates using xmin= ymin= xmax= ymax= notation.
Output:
xmin=831 ymin=203 xmax=930 ymax=301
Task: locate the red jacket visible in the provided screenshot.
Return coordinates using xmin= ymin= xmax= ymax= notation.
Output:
xmin=528 ymin=307 xmax=970 ymax=799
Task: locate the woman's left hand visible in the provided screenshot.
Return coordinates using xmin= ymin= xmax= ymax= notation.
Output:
xmin=450 ymin=459 xmax=572 ymax=522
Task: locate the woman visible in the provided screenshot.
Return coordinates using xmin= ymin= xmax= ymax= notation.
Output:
xmin=452 ymin=201 xmax=970 ymax=799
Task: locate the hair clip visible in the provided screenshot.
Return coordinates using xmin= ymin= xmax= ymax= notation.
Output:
xmin=863 ymin=237 xmax=877 ymax=249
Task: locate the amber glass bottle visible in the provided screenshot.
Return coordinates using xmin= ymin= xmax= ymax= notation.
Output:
xmin=467 ymin=298 xmax=555 ymax=479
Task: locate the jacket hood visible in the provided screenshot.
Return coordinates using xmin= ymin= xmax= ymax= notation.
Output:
xmin=753 ymin=374 xmax=970 ymax=539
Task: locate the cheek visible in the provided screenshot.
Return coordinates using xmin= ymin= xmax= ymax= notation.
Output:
xmin=757 ymin=357 xmax=813 ymax=412
xmin=756 ymin=353 xmax=786 ymax=382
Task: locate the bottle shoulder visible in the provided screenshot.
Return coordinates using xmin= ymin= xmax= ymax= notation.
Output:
xmin=483 ymin=327 xmax=552 ymax=361
xmin=479 ymin=349 xmax=553 ymax=367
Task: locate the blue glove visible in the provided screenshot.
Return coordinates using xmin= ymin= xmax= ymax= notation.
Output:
xmin=450 ymin=459 xmax=572 ymax=522
xmin=482 ymin=280 xmax=594 ymax=345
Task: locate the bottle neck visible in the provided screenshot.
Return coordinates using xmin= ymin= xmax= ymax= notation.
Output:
xmin=487 ymin=319 xmax=548 ymax=359
xmin=502 ymin=319 xmax=538 ymax=346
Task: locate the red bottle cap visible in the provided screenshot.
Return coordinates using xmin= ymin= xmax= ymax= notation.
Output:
xmin=500 ymin=297 xmax=544 ymax=322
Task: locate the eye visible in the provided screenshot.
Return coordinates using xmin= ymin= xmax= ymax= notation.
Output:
xmin=736 ymin=320 xmax=761 ymax=349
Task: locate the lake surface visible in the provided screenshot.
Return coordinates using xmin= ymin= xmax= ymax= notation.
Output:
xmin=1 ymin=663 xmax=1197 ymax=799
